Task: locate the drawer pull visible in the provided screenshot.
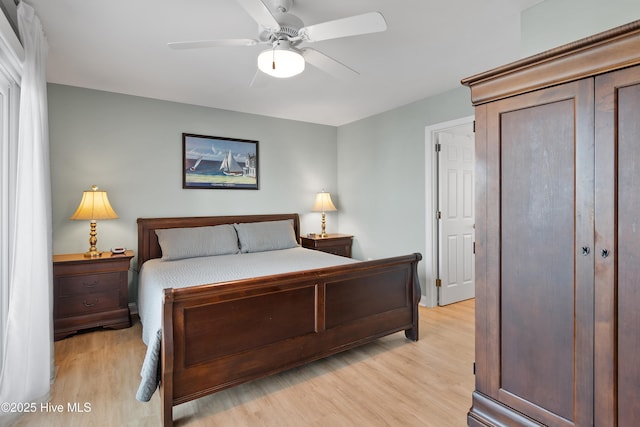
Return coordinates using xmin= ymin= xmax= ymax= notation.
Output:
xmin=83 ymin=281 xmax=99 ymax=288
xmin=83 ymin=299 xmax=98 ymax=307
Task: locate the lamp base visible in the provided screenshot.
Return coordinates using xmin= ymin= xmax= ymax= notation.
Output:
xmin=319 ymin=212 xmax=328 ymax=238
xmin=83 ymin=220 xmax=103 ymax=258
xmin=83 ymin=250 xmax=103 ymax=258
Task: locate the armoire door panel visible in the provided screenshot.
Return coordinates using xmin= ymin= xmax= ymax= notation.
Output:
xmin=596 ymin=65 xmax=640 ymax=427
xmin=500 ymin=99 xmax=576 ymax=421
xmin=484 ymin=79 xmax=594 ymax=427
xmin=617 ymin=80 xmax=640 ymax=427
xmin=617 ymin=81 xmax=640 ymax=427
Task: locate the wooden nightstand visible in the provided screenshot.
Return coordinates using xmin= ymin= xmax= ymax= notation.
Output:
xmin=53 ymin=250 xmax=134 ymax=340
xmin=300 ymin=234 xmax=353 ymax=258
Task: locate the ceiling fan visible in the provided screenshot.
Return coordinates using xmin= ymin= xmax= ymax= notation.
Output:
xmin=168 ymin=0 xmax=387 ymax=80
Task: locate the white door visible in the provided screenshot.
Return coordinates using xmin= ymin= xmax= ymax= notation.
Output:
xmin=437 ymin=128 xmax=475 ymax=305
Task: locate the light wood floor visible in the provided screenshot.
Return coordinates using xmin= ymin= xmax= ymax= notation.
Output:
xmin=16 ymin=299 xmax=474 ymax=427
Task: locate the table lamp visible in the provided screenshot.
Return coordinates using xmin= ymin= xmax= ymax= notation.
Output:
xmin=311 ymin=191 xmax=337 ymax=238
xmin=69 ymin=185 xmax=119 ymax=257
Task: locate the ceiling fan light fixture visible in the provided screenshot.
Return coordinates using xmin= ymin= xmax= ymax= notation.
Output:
xmin=257 ymin=44 xmax=305 ymax=78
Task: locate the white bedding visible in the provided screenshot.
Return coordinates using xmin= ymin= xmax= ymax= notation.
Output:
xmin=136 ymin=246 xmax=357 ymax=401
xmin=138 ymin=246 xmax=357 ymax=345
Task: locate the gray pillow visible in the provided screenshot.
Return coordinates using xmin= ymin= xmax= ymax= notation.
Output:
xmin=234 ymin=220 xmax=298 ymax=253
xmin=155 ymin=224 xmax=239 ymax=261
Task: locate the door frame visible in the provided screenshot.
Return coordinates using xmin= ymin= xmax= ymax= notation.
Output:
xmin=423 ymin=115 xmax=474 ymax=307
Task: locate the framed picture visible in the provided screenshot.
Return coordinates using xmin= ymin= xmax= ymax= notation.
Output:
xmin=182 ymin=133 xmax=259 ymax=189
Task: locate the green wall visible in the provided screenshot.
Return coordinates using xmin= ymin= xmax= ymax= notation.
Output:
xmin=337 ymin=86 xmax=473 ymax=301
xmin=48 ymin=84 xmax=338 ymax=300
xmin=48 ymin=83 xmax=474 ymax=305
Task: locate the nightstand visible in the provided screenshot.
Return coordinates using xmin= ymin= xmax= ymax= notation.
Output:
xmin=53 ymin=250 xmax=134 ymax=340
xmin=300 ymin=234 xmax=353 ymax=258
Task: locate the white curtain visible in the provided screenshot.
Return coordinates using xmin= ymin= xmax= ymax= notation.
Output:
xmin=0 ymin=0 xmax=51 ymax=413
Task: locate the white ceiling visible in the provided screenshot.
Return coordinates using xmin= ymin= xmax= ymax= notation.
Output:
xmin=28 ymin=0 xmax=543 ymax=126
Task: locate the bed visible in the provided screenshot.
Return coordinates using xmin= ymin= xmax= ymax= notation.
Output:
xmin=135 ymin=213 xmax=422 ymax=427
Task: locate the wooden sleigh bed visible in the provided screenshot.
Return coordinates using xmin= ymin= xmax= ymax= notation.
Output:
xmin=136 ymin=213 xmax=422 ymax=427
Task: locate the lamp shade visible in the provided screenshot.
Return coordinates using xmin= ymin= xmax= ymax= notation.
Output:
xmin=257 ymin=41 xmax=305 ymax=78
xmin=69 ymin=185 xmax=119 ymax=221
xmin=312 ymin=191 xmax=337 ymax=212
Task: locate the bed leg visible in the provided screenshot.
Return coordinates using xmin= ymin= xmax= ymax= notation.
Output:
xmin=405 ymin=326 xmax=419 ymax=341
xmin=161 ymin=396 xmax=173 ymax=427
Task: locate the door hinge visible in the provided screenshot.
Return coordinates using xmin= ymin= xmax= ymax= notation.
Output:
xmin=473 ymin=241 xmax=475 ymax=254
xmin=473 ymin=362 xmax=476 ymax=375
xmin=435 ymin=143 xmax=441 ymax=152
xmin=436 ymin=210 xmax=442 ymax=220
xmin=435 ymin=278 xmax=442 ymax=287
xmin=473 ymin=120 xmax=476 ymax=133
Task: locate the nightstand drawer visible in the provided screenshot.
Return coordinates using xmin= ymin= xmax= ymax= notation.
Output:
xmin=300 ymin=234 xmax=353 ymax=258
xmin=57 ymin=272 xmax=123 ymax=296
xmin=53 ymin=251 xmax=134 ymax=340
xmin=56 ymin=290 xmax=121 ymax=318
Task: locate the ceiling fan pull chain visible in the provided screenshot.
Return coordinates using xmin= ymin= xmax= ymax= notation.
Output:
xmin=272 ymin=41 xmax=278 ymax=70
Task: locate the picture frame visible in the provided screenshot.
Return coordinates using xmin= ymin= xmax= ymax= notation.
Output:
xmin=182 ymin=133 xmax=259 ymax=189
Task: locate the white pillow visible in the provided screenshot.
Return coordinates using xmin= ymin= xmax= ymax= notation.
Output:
xmin=234 ymin=220 xmax=298 ymax=253
xmin=155 ymin=224 xmax=239 ymax=261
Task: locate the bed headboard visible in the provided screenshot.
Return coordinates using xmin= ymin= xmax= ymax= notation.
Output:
xmin=136 ymin=213 xmax=300 ymax=270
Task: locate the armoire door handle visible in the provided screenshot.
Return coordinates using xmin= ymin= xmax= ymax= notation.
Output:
xmin=581 ymin=246 xmax=590 ymax=256
xmin=601 ymin=249 xmax=610 ymax=258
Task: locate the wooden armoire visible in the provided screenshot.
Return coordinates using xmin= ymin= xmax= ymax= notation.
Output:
xmin=462 ymin=21 xmax=640 ymax=427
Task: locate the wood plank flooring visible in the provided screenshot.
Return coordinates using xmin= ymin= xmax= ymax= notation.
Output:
xmin=15 ymin=299 xmax=474 ymax=427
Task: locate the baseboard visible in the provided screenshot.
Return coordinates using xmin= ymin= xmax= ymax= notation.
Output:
xmin=129 ymin=302 xmax=138 ymax=316
xmin=419 ymin=294 xmax=428 ymax=307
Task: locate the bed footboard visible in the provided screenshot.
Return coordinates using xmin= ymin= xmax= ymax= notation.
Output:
xmin=160 ymin=252 xmax=421 ymax=427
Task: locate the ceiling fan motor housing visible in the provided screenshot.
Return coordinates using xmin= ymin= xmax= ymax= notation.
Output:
xmin=258 ymin=0 xmax=304 ymax=43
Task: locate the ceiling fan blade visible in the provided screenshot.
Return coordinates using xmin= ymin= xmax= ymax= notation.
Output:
xmin=235 ymin=0 xmax=281 ymax=33
xmin=168 ymin=39 xmax=259 ymax=50
xmin=299 ymin=12 xmax=387 ymax=42
xmin=301 ymin=48 xmax=359 ymax=79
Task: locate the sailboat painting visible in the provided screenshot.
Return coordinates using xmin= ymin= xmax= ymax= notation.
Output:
xmin=183 ymin=133 xmax=259 ymax=189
